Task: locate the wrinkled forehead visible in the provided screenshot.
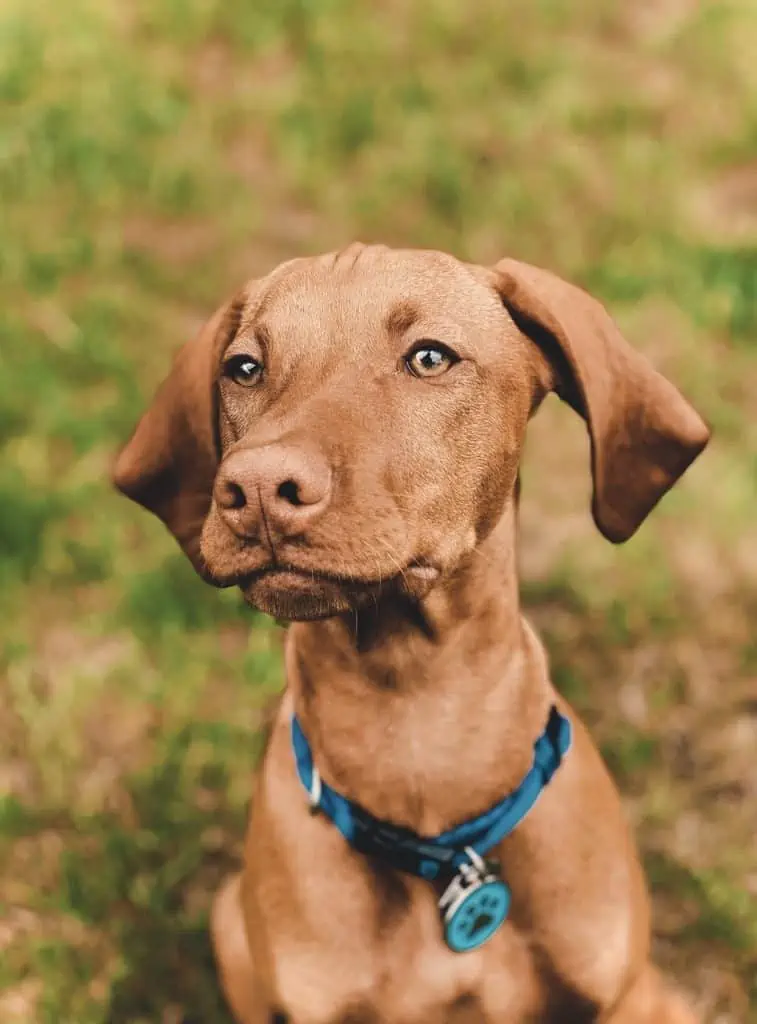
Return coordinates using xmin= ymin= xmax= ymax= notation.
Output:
xmin=236 ymin=247 xmax=508 ymax=359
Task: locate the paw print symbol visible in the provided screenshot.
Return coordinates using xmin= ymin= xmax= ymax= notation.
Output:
xmin=445 ymin=881 xmax=511 ymax=952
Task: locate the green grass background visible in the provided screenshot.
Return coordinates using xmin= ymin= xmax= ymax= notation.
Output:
xmin=1 ymin=0 xmax=756 ymax=1020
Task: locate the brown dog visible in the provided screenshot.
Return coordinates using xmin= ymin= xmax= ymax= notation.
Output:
xmin=114 ymin=245 xmax=709 ymax=1023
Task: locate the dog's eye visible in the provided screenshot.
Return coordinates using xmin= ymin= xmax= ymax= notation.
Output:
xmin=405 ymin=343 xmax=458 ymax=378
xmin=223 ymin=354 xmax=262 ymax=387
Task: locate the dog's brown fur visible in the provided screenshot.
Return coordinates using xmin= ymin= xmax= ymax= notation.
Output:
xmin=114 ymin=245 xmax=709 ymax=1023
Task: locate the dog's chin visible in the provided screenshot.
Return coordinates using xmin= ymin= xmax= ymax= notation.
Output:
xmin=241 ymin=571 xmax=354 ymax=621
xmin=238 ymin=565 xmax=441 ymax=622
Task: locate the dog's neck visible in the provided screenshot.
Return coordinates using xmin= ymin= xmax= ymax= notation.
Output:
xmin=286 ymin=503 xmax=551 ymax=834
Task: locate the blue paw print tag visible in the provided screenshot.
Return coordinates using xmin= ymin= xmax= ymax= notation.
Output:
xmin=438 ymin=850 xmax=510 ymax=953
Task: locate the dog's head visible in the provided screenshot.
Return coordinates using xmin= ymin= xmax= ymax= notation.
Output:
xmin=114 ymin=245 xmax=709 ymax=621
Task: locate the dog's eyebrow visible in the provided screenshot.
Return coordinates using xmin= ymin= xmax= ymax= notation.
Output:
xmin=384 ymin=300 xmax=420 ymax=336
xmin=230 ymin=312 xmax=272 ymax=357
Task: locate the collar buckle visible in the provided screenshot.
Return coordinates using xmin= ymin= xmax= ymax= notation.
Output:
xmin=351 ymin=807 xmax=455 ymax=879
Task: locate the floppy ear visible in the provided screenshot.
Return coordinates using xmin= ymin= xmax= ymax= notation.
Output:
xmin=112 ymin=297 xmax=244 ymax=573
xmin=492 ymin=258 xmax=710 ymax=543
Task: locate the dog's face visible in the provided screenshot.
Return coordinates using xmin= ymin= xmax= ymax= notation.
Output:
xmin=203 ymin=248 xmax=534 ymax=620
xmin=114 ymin=245 xmax=709 ymax=621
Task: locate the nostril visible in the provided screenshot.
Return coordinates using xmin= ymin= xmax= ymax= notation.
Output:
xmin=218 ymin=479 xmax=247 ymax=510
xmin=277 ymin=479 xmax=303 ymax=506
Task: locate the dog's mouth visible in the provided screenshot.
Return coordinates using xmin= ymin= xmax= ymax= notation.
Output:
xmin=212 ymin=560 xmax=441 ymax=621
xmin=248 ymin=562 xmax=437 ymax=585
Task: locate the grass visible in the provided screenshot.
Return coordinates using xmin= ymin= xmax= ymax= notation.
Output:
xmin=1 ymin=0 xmax=756 ymax=1020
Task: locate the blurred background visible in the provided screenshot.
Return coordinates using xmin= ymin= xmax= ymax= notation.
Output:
xmin=1 ymin=1 xmax=755 ymax=1020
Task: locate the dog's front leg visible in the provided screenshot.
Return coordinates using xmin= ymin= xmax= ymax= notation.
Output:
xmin=212 ymin=872 xmax=271 ymax=1024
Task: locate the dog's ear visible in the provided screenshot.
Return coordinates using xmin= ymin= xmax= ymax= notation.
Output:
xmin=492 ymin=258 xmax=710 ymax=543
xmin=112 ymin=297 xmax=244 ymax=573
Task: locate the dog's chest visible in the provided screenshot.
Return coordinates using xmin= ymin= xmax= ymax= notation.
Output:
xmin=269 ymin=897 xmax=540 ymax=1024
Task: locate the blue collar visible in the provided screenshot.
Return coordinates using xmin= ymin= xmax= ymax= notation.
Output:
xmin=291 ymin=705 xmax=571 ymax=882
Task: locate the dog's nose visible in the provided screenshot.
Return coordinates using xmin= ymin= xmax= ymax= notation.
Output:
xmin=214 ymin=444 xmax=332 ymax=540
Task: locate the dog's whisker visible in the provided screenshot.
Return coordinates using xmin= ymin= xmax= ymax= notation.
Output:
xmin=371 ymin=536 xmax=411 ymax=587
